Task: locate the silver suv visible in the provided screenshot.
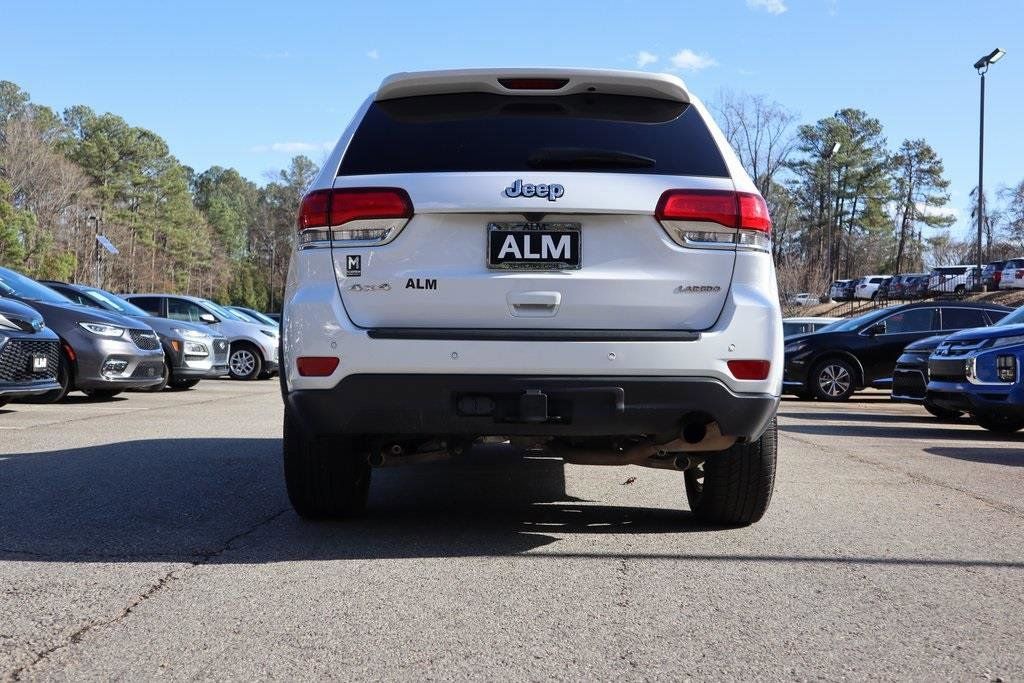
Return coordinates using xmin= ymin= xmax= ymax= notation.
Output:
xmin=281 ymin=69 xmax=782 ymax=526
xmin=125 ymin=294 xmax=279 ymax=380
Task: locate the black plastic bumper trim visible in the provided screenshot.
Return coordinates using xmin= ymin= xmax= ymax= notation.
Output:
xmin=285 ymin=373 xmax=778 ymax=440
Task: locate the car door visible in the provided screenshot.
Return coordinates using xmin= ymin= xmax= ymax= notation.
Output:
xmin=859 ymin=307 xmax=940 ymax=383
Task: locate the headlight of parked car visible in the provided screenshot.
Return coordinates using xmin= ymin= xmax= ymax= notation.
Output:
xmin=990 ymin=335 xmax=1024 ymax=349
xmin=172 ymin=327 xmax=209 ymax=341
xmin=78 ymin=322 xmax=126 ymax=338
xmin=784 ymin=341 xmax=809 ymax=355
xmin=183 ymin=341 xmax=209 ymax=357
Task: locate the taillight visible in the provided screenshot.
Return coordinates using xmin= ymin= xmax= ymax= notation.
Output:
xmin=655 ymin=190 xmax=771 ymax=251
xmin=296 ymin=356 xmax=340 ymax=377
xmin=297 ymin=188 xmax=413 ymax=247
xmin=727 ymin=359 xmax=771 ymax=381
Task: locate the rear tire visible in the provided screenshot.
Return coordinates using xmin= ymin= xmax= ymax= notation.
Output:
xmin=283 ymin=404 xmax=371 ymax=518
xmin=973 ymin=413 xmax=1024 ymax=433
xmin=924 ymin=400 xmax=962 ymax=421
xmin=684 ymin=418 xmax=777 ymax=526
xmin=954 ymin=284 xmax=966 ymax=298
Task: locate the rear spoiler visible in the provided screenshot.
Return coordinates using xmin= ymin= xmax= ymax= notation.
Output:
xmin=375 ymin=68 xmax=690 ymax=103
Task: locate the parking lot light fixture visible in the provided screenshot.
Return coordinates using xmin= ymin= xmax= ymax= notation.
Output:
xmin=974 ymin=47 xmax=1005 ymax=291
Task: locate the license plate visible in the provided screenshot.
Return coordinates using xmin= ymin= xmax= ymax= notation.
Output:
xmin=31 ymin=355 xmax=48 ymax=372
xmin=487 ymin=223 xmax=581 ymax=270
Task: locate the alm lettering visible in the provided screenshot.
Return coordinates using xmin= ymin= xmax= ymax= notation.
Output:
xmin=503 ymin=179 xmax=564 ymax=202
xmin=406 ymin=278 xmax=437 ymax=290
xmin=497 ymin=234 xmax=572 ymax=260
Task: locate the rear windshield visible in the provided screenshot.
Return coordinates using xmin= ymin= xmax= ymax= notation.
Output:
xmin=338 ymin=93 xmax=728 ymax=177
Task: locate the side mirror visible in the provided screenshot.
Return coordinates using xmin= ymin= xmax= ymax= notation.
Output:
xmin=199 ymin=313 xmax=218 ymax=324
xmin=867 ymin=322 xmax=886 ymax=336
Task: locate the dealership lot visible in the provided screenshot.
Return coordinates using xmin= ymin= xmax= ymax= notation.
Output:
xmin=1 ymin=384 xmax=1022 ymax=680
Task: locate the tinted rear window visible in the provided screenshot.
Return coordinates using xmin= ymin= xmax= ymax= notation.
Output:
xmin=338 ymin=93 xmax=728 ymax=177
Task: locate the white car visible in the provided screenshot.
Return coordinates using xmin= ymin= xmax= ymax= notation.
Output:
xmin=927 ymin=265 xmax=980 ymax=295
xmin=281 ymin=68 xmax=782 ymax=525
xmin=998 ymin=258 xmax=1024 ymax=289
xmin=787 ymin=293 xmax=818 ymax=307
xmin=783 ymin=316 xmax=841 ymax=337
xmin=853 ymin=275 xmax=887 ymax=300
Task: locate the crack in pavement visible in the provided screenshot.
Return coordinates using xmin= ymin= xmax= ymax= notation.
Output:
xmin=4 ymin=507 xmax=290 ymax=681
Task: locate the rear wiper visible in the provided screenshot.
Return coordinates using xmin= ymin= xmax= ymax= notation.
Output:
xmin=527 ymin=147 xmax=656 ymax=169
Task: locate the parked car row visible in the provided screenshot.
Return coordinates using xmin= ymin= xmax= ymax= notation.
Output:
xmin=784 ymin=299 xmax=1024 ymax=432
xmin=0 ymin=265 xmax=280 ymax=410
xmin=827 ymin=265 xmax=986 ymax=303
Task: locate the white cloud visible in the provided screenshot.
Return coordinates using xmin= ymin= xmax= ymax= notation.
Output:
xmin=251 ymin=141 xmax=334 ymax=154
xmin=669 ymin=49 xmax=718 ymax=72
xmin=746 ymin=0 xmax=788 ymax=14
xmin=635 ymin=51 xmax=659 ymax=68
xmin=367 ymin=48 xmax=379 ymax=60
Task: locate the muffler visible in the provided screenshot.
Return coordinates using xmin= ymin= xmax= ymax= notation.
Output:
xmin=551 ymin=419 xmax=734 ymax=471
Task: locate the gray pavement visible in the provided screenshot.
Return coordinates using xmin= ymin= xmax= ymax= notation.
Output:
xmin=1 ymin=383 xmax=1022 ymax=680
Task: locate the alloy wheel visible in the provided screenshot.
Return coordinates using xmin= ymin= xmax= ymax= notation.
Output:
xmin=230 ymin=349 xmax=257 ymax=377
xmin=818 ymin=363 xmax=852 ymax=398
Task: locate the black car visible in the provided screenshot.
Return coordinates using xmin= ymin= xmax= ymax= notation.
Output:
xmin=783 ymin=301 xmax=1012 ymax=401
xmin=0 ymin=298 xmax=61 ymax=407
xmin=892 ymin=335 xmax=965 ymax=419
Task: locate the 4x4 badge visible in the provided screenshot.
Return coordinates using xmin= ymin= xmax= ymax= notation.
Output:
xmin=504 ymin=179 xmax=564 ymax=202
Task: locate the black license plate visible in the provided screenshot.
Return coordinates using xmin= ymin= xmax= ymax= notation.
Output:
xmin=487 ymin=223 xmax=581 ymax=270
xmin=30 ymin=354 xmax=48 ymax=373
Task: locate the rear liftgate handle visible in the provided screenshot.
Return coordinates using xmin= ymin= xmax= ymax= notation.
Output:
xmin=507 ymin=291 xmax=561 ymax=318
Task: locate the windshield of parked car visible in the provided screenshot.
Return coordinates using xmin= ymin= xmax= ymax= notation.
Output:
xmin=201 ymin=299 xmax=246 ymax=323
xmin=81 ymin=288 xmax=151 ymax=317
xmin=234 ymin=307 xmax=276 ymax=326
xmin=0 ymin=267 xmax=74 ymax=304
xmin=227 ymin=307 xmax=260 ymax=324
xmin=995 ymin=307 xmax=1024 ymax=327
xmin=825 ymin=308 xmax=892 ymax=332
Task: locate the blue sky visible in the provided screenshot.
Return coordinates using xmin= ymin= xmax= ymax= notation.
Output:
xmin=3 ymin=0 xmax=1021 ymax=236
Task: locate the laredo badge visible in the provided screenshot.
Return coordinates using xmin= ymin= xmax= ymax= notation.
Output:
xmin=345 ymin=254 xmax=361 ymax=277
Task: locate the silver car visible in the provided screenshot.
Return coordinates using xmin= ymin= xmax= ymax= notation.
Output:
xmin=125 ymin=294 xmax=278 ymax=380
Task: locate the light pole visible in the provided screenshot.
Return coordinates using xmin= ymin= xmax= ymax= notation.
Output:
xmin=974 ymin=47 xmax=1005 ymax=291
xmin=824 ymin=141 xmax=841 ymax=287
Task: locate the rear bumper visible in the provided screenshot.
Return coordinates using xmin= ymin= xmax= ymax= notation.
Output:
xmin=284 ymin=374 xmax=779 ymax=440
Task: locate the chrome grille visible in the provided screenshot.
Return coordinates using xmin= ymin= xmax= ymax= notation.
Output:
xmin=213 ymin=338 xmax=229 ymax=364
xmin=0 ymin=338 xmax=61 ymax=383
xmin=128 ymin=329 xmax=161 ymax=350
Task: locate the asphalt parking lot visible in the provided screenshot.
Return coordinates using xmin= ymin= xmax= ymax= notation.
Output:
xmin=1 ymin=383 xmax=1022 ymax=680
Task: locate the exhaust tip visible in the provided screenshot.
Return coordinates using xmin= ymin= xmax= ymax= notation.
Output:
xmin=682 ymin=421 xmax=708 ymax=444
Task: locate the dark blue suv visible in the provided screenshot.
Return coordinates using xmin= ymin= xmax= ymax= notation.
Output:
xmin=927 ymin=305 xmax=1024 ymax=433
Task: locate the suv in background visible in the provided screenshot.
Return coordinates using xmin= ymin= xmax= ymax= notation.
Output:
xmin=828 ymin=280 xmax=853 ymax=301
xmin=998 ymin=258 xmax=1024 ymax=289
xmin=854 ymin=275 xmax=887 ymax=300
xmin=928 ymin=265 xmax=979 ymax=296
xmin=281 ymin=68 xmax=782 ymax=525
xmin=125 ymin=294 xmax=278 ymax=381
xmin=982 ymin=260 xmax=1008 ymax=290
xmin=44 ymin=282 xmax=229 ymax=390
xmin=0 ymin=298 xmax=61 ymax=407
xmin=783 ymin=301 xmax=1010 ymax=401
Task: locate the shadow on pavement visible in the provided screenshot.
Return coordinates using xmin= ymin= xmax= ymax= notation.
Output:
xmin=0 ymin=438 xmax=709 ymax=563
xmin=924 ymin=446 xmax=1024 ymax=467
xmin=780 ymin=422 xmax=1021 ymax=442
